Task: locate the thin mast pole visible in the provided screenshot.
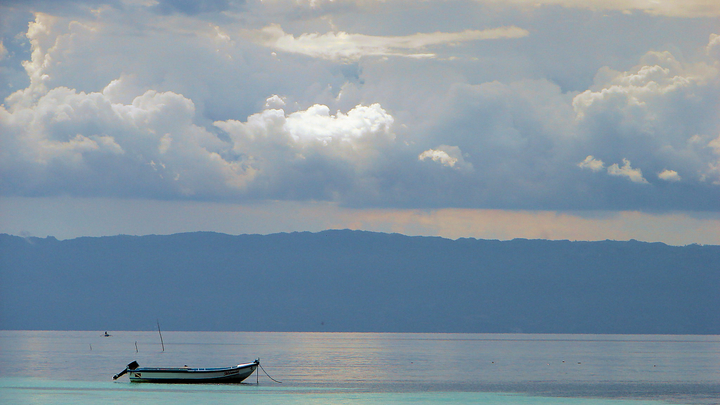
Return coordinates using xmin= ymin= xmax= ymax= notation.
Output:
xmin=157 ymin=319 xmax=165 ymax=352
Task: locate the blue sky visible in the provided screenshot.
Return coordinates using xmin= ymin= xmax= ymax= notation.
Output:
xmin=1 ymin=0 xmax=719 ymax=244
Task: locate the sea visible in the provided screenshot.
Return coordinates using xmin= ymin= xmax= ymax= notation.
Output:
xmin=0 ymin=331 xmax=718 ymax=405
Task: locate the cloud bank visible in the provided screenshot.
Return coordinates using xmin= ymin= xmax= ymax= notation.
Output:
xmin=274 ymin=0 xmax=720 ymax=18
xmin=1 ymin=2 xmax=719 ymax=213
xmin=256 ymin=24 xmax=529 ymax=61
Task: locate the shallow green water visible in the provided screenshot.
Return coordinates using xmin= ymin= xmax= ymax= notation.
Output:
xmin=0 ymin=378 xmax=676 ymax=405
xmin=1 ymin=331 xmax=718 ymax=404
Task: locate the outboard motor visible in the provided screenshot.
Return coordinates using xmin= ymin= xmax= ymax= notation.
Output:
xmin=113 ymin=361 xmax=139 ymax=380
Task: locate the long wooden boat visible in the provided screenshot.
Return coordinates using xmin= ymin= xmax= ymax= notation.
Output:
xmin=113 ymin=360 xmax=259 ymax=383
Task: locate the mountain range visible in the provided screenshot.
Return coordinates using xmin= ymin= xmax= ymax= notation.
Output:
xmin=1 ymin=230 xmax=718 ymax=334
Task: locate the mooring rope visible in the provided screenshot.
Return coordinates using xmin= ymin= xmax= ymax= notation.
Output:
xmin=258 ymin=362 xmax=282 ymax=384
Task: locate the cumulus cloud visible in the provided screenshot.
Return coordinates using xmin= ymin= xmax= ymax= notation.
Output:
xmin=483 ymin=0 xmax=720 ymax=18
xmin=706 ymin=135 xmax=720 ymax=185
xmin=254 ymin=24 xmax=529 ymax=61
xmin=210 ymin=101 xmax=401 ymax=201
xmin=1 ymin=76 xmax=399 ymax=200
xmin=215 ymin=102 xmax=394 ymax=144
xmin=579 ymin=156 xmax=654 ymax=184
xmin=5 ymin=13 xmax=56 ymax=107
xmin=658 ymin=169 xmax=681 ymax=182
xmin=0 ymin=83 xmax=255 ymax=197
xmin=572 ymin=53 xmax=698 ymax=120
xmin=285 ymin=103 xmax=395 ymax=143
xmin=573 ymin=47 xmax=720 ymax=187
xmin=418 ymin=146 xmax=473 ymax=172
xmin=265 ymin=95 xmax=286 ymax=109
xmin=1 ymin=65 xmax=399 ymax=200
xmin=578 ymin=155 xmax=605 ymax=172
xmin=214 ymin=102 xmax=395 ymax=164
xmin=260 ymin=0 xmax=720 ymax=17
xmin=708 ymin=33 xmax=720 ymax=59
xmin=709 ymin=135 xmax=720 ymax=155
xmin=1 ymin=1 xmax=719 ymax=212
xmin=0 ymin=11 xmax=400 ymax=202
xmin=607 ymin=159 xmax=648 ymax=184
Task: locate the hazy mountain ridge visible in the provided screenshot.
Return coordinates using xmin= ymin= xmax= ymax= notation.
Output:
xmin=1 ymin=231 xmax=718 ymax=334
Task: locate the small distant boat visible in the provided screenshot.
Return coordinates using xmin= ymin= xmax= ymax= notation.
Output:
xmin=113 ymin=360 xmax=259 ymax=383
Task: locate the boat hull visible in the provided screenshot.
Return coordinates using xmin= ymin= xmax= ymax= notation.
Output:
xmin=128 ymin=361 xmax=258 ymax=383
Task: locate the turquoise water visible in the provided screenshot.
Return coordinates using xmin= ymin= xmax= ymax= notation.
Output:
xmin=1 ymin=331 xmax=718 ymax=404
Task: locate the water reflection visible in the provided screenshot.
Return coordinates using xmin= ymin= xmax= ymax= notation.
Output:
xmin=1 ymin=331 xmax=719 ymax=392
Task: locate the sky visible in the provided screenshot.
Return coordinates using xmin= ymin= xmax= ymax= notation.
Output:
xmin=0 ymin=0 xmax=719 ymax=245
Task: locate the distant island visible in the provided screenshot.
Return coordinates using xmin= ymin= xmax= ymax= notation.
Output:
xmin=1 ymin=230 xmax=718 ymax=334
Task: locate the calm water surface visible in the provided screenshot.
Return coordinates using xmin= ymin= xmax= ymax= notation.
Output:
xmin=1 ymin=331 xmax=718 ymax=404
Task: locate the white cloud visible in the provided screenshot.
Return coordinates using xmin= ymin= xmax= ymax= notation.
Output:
xmin=580 ymin=156 xmax=655 ymax=184
xmin=709 ymin=135 xmax=720 ymax=155
xmin=573 ymin=47 xmax=720 ymax=187
xmin=285 ymin=103 xmax=394 ymax=143
xmin=483 ymin=0 xmax=720 ymax=18
xmin=0 ymin=79 xmax=256 ymax=197
xmin=265 ymin=95 xmax=286 ymax=109
xmin=419 ymin=149 xmax=456 ymax=166
xmin=708 ymin=33 xmax=720 ymax=59
xmin=214 ymin=102 xmax=396 ymax=168
xmin=607 ymin=159 xmax=648 ymax=184
xmin=259 ymin=0 xmax=720 ymax=17
xmin=419 ymin=145 xmax=473 ymax=172
xmin=4 ymin=13 xmax=56 ymax=108
xmin=210 ymin=101 xmax=401 ymax=201
xmin=578 ymin=155 xmax=605 ymax=172
xmin=706 ymin=135 xmax=720 ymax=185
xmin=1 ymin=1 xmax=719 ymax=213
xmin=572 ymin=52 xmax=702 ymax=120
xmin=254 ymin=24 xmax=529 ymax=61
xmin=658 ymin=169 xmax=681 ymax=182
